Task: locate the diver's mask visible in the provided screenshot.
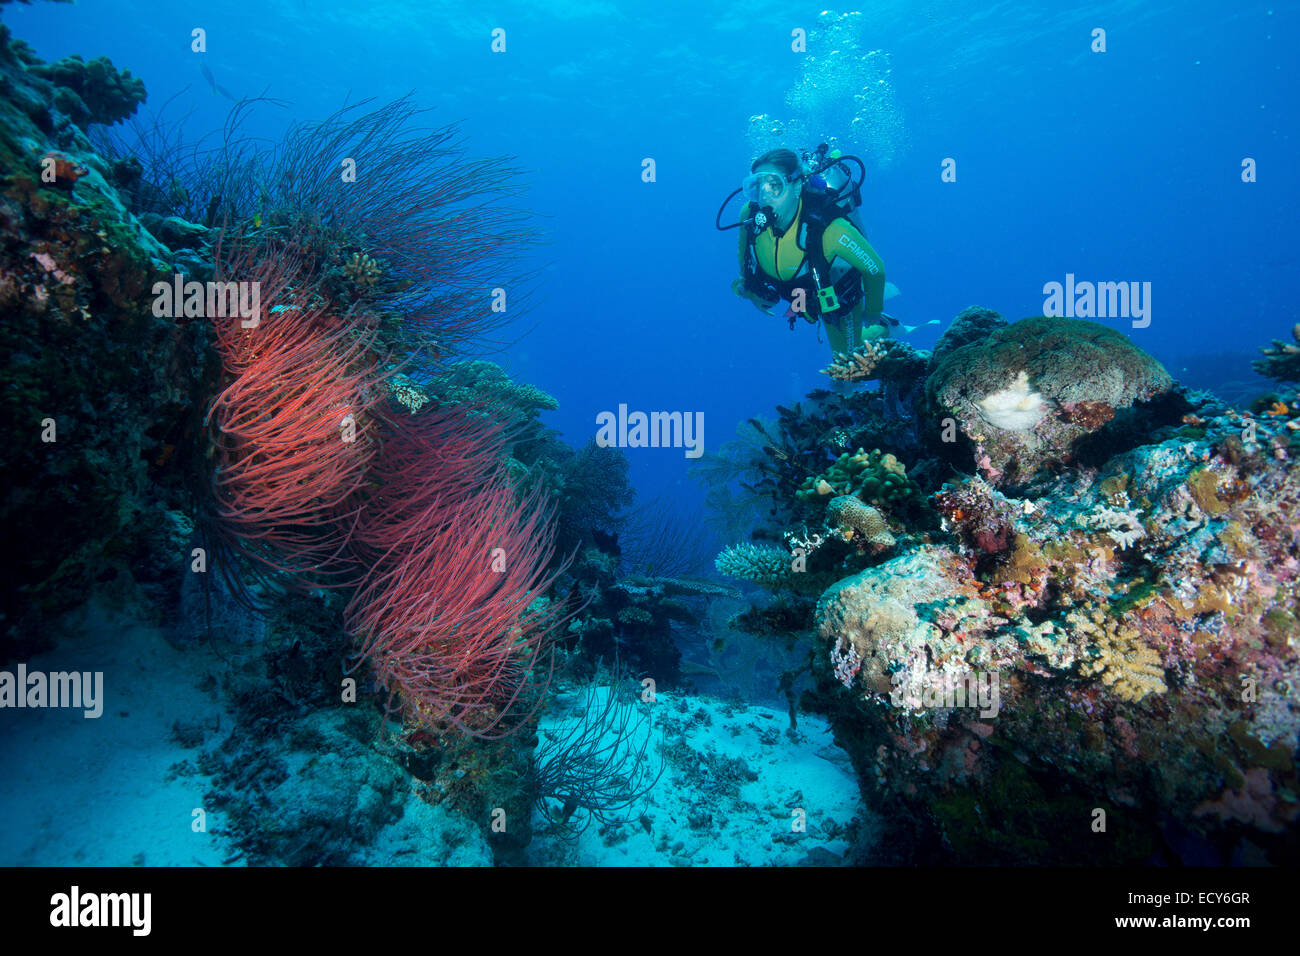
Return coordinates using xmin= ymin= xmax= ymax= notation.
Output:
xmin=742 ymin=171 xmax=798 ymax=206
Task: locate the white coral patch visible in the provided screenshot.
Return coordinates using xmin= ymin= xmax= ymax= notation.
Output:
xmin=976 ymin=371 xmax=1047 ymax=431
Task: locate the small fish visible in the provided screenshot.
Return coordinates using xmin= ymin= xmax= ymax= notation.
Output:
xmin=253 ymin=212 xmax=262 ymax=228
xmin=199 ymin=62 xmax=237 ymax=100
xmin=899 ymin=319 xmax=940 ymax=334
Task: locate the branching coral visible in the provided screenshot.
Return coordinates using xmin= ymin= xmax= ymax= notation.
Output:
xmin=715 ymin=543 xmax=794 ymax=588
xmin=821 ymin=341 xmax=883 ymax=381
xmin=1070 ymin=610 xmax=1167 ymax=702
xmin=1253 ymin=324 xmax=1300 ymax=383
xmin=1085 ymin=503 xmax=1146 ymax=551
xmin=343 ymin=252 xmax=382 ymax=287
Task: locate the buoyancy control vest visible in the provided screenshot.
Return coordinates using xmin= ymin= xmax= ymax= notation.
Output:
xmin=741 ymin=188 xmax=867 ymax=321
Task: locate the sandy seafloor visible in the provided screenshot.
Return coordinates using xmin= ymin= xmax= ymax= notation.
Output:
xmin=0 ymin=602 xmax=867 ymax=867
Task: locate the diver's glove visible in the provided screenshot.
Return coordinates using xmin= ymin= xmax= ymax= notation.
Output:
xmin=732 ymin=277 xmax=778 ymax=315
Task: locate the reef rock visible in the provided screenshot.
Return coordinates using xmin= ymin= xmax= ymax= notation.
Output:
xmin=0 ymin=26 xmax=207 ymax=658
xmin=925 ymin=316 xmax=1174 ymax=485
xmin=807 ymin=402 xmax=1300 ymax=865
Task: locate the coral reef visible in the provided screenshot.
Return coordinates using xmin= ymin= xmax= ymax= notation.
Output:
xmin=0 ymin=28 xmax=206 ymax=659
xmin=713 ymin=312 xmax=1300 ymax=864
xmin=801 ymin=403 xmax=1300 ymax=863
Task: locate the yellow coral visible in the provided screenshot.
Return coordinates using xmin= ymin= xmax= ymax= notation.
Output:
xmin=820 ymin=342 xmax=884 ymax=381
xmin=343 ymin=252 xmax=383 ymax=287
xmin=1070 ymin=610 xmax=1167 ymax=702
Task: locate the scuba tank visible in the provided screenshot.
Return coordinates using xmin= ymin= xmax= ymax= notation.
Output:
xmin=802 ymin=143 xmax=868 ymax=235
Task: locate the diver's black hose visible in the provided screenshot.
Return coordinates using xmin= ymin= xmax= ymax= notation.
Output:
xmin=714 ymin=187 xmax=745 ymax=230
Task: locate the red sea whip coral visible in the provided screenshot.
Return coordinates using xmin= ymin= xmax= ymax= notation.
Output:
xmin=204 ymin=242 xmax=388 ymax=586
xmin=205 ymin=240 xmax=567 ymax=737
xmin=346 ymin=408 xmax=569 ymax=738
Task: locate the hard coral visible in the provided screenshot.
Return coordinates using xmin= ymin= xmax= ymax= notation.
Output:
xmin=796 ymin=447 xmax=921 ymax=515
xmin=1253 ymin=324 xmax=1300 ymax=383
xmin=926 ymin=316 xmax=1173 ymax=485
xmin=30 ymin=53 xmax=146 ymax=127
xmin=1070 ymin=610 xmax=1168 ymax=702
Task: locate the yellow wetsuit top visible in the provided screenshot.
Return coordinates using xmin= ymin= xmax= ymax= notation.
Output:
xmin=737 ymin=197 xmax=888 ymax=354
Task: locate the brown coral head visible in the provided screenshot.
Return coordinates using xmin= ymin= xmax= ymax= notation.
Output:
xmin=1061 ymin=400 xmax=1116 ymax=430
xmin=41 ymin=152 xmax=89 ymax=189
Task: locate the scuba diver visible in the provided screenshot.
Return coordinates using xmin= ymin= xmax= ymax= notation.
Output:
xmin=717 ymin=144 xmax=902 ymax=356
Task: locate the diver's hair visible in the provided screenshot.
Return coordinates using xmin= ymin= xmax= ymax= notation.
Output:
xmin=751 ymin=148 xmax=802 ymax=178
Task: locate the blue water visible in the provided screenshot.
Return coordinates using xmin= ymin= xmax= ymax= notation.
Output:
xmin=9 ymin=0 xmax=1297 ymax=498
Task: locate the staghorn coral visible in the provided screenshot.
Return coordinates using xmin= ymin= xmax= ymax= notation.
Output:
xmin=821 ymin=338 xmax=930 ymax=390
xmin=821 ymin=341 xmax=883 ymax=381
xmin=1253 ymin=324 xmax=1300 ymax=383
